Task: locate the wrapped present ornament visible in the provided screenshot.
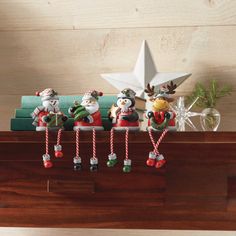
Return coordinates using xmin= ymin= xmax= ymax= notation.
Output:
xmin=69 ymin=90 xmax=103 ymax=171
xmin=144 ymin=82 xmax=177 ymax=169
xmin=46 ymin=112 xmax=65 ymax=128
xmin=107 ymin=88 xmax=140 ymax=172
xmin=31 ymin=88 xmax=68 ymax=168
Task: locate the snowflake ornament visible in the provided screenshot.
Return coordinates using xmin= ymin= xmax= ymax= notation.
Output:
xmin=170 ymin=96 xmax=201 ymax=131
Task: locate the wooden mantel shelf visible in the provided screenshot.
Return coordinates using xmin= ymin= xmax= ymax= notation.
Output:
xmin=0 ymin=131 xmax=236 ymax=143
xmin=0 ymin=131 xmax=236 ymax=230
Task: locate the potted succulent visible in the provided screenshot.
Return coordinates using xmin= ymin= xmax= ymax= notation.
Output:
xmin=187 ymin=80 xmax=232 ymax=131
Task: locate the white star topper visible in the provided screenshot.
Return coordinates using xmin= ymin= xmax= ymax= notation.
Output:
xmin=101 ymin=40 xmax=191 ymax=98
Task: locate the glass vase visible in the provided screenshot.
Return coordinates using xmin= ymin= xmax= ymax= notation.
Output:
xmin=200 ymin=108 xmax=221 ymax=131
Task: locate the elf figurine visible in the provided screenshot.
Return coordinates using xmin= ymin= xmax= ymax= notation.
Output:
xmin=68 ymin=90 xmax=103 ymax=171
xmin=144 ymin=82 xmax=177 ymax=169
xmin=107 ymin=88 xmax=140 ymax=173
xmin=31 ymin=88 xmax=68 ymax=168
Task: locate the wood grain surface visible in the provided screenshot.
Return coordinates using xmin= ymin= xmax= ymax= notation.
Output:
xmin=0 ymin=131 xmax=235 ymax=230
xmin=0 ymin=0 xmax=235 ymax=30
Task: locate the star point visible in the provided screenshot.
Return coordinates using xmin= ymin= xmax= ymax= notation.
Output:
xmin=101 ymin=40 xmax=191 ymax=98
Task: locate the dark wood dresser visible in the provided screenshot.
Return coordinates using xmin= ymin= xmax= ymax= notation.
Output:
xmin=0 ymin=131 xmax=235 ymax=230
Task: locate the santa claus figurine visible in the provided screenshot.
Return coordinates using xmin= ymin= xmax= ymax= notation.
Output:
xmin=69 ymin=90 xmax=103 ymax=171
xmin=107 ymin=88 xmax=140 ymax=173
xmin=31 ymin=88 xmax=68 ymax=168
xmin=69 ymin=90 xmax=104 ymax=131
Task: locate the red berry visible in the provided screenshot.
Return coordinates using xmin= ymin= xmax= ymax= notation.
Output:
xmin=146 ymin=158 xmax=156 ymax=167
xmin=55 ymin=151 xmax=63 ymax=158
xmin=44 ymin=161 xmax=53 ymax=168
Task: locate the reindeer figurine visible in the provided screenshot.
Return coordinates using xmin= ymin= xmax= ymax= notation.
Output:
xmin=144 ymin=81 xmax=177 ymax=169
xmin=145 ymin=81 xmax=177 ymax=131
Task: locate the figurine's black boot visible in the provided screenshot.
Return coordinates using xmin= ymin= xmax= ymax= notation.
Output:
xmin=73 ymin=156 xmax=82 ymax=171
xmin=90 ymin=158 xmax=98 ymax=172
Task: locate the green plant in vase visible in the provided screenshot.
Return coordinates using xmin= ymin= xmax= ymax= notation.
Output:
xmin=187 ymin=80 xmax=232 ymax=131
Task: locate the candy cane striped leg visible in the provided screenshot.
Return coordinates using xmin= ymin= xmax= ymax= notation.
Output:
xmin=42 ymin=127 xmax=53 ymax=168
xmin=54 ymin=128 xmax=63 ymax=158
xmin=147 ymin=128 xmax=168 ymax=168
xmin=107 ymin=128 xmax=118 ymax=167
xmin=73 ymin=129 xmax=82 ymax=171
xmin=90 ymin=128 xmax=98 ymax=172
xmin=123 ymin=128 xmax=131 ymax=173
xmin=146 ymin=129 xmax=158 ymax=167
xmin=155 ymin=129 xmax=168 ymax=168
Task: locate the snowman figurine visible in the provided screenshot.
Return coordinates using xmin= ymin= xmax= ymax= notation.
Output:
xmin=107 ymin=88 xmax=140 ymax=173
xmin=69 ymin=90 xmax=103 ymax=171
xmin=31 ymin=88 xmax=68 ymax=168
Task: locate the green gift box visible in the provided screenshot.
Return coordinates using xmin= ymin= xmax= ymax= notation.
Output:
xmin=47 ymin=112 xmax=65 ymax=128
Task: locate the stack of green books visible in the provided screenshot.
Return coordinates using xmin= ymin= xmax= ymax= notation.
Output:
xmin=11 ymin=96 xmax=117 ymax=131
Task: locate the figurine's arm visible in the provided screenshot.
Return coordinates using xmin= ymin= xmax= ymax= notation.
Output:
xmin=68 ymin=104 xmax=78 ymax=118
xmin=165 ymin=111 xmax=175 ymax=119
xmin=68 ymin=107 xmax=75 ymax=118
xmin=83 ymin=115 xmax=94 ymax=123
xmin=122 ymin=111 xmax=139 ymax=122
xmin=62 ymin=114 xmax=68 ymax=122
xmin=42 ymin=115 xmax=51 ymax=123
xmin=145 ymin=110 xmax=154 ymax=119
xmin=31 ymin=106 xmax=44 ymax=119
xmin=68 ymin=101 xmax=81 ymax=117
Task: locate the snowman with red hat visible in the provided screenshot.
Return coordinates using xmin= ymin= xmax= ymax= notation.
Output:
xmin=31 ymin=88 xmax=68 ymax=168
xmin=69 ymin=90 xmax=104 ymax=171
xmin=107 ymin=88 xmax=140 ymax=173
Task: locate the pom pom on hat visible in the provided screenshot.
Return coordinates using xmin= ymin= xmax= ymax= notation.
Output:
xmin=82 ymin=90 xmax=103 ymax=101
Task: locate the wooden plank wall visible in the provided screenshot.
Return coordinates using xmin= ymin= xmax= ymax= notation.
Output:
xmin=0 ymin=0 xmax=235 ymax=131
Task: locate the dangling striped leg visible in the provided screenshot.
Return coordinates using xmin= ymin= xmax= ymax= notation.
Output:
xmin=73 ymin=129 xmax=82 ymax=171
xmin=123 ymin=128 xmax=131 ymax=173
xmin=43 ymin=127 xmax=53 ymax=168
xmin=90 ymin=128 xmax=98 ymax=172
xmin=54 ymin=128 xmax=63 ymax=158
xmin=107 ymin=128 xmax=118 ymax=167
xmin=147 ymin=128 xmax=168 ymax=169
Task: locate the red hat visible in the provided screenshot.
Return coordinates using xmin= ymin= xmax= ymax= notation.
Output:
xmin=35 ymin=88 xmax=59 ymax=101
xmin=82 ymin=90 xmax=103 ymax=101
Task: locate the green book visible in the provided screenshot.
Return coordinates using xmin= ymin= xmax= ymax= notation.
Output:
xmin=11 ymin=118 xmax=112 ymax=131
xmin=14 ymin=108 xmax=111 ymax=118
xmin=11 ymin=118 xmax=35 ymax=131
xmin=21 ymin=96 xmax=117 ymax=109
xmin=11 ymin=118 xmax=74 ymax=131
